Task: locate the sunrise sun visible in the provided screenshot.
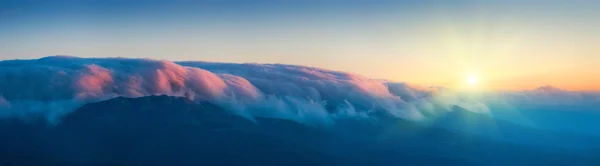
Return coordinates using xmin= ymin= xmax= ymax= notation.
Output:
xmin=466 ymin=74 xmax=479 ymax=86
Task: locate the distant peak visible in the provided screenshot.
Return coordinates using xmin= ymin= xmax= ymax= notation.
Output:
xmin=534 ymin=85 xmax=564 ymax=93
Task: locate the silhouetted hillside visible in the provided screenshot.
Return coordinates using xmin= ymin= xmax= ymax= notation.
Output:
xmin=0 ymin=95 xmax=598 ymax=165
xmin=430 ymin=105 xmax=600 ymax=149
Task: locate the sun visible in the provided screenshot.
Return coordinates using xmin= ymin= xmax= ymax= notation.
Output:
xmin=466 ymin=74 xmax=478 ymax=86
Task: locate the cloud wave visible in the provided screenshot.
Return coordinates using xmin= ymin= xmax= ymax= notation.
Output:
xmin=0 ymin=56 xmax=599 ymax=130
xmin=0 ymin=56 xmax=434 ymax=124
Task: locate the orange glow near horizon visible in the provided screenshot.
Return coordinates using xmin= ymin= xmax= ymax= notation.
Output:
xmin=1 ymin=1 xmax=598 ymax=91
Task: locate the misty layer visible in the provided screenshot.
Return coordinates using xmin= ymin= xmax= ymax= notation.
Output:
xmin=0 ymin=56 xmax=598 ymax=126
xmin=0 ymin=56 xmax=432 ymax=124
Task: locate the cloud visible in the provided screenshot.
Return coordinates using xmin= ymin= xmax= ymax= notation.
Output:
xmin=0 ymin=56 xmax=428 ymax=124
xmin=0 ymin=56 xmax=599 ymax=128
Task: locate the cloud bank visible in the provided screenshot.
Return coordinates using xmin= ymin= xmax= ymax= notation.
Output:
xmin=0 ymin=56 xmax=434 ymax=124
xmin=0 ymin=56 xmax=599 ymax=130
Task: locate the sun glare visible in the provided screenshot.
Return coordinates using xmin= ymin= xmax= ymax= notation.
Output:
xmin=467 ymin=74 xmax=478 ymax=86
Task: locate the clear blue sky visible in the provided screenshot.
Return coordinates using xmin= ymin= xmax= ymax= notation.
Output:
xmin=1 ymin=0 xmax=599 ymax=90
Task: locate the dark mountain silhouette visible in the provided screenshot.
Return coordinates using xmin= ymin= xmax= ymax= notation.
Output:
xmin=430 ymin=105 xmax=600 ymax=149
xmin=1 ymin=95 xmax=599 ymax=165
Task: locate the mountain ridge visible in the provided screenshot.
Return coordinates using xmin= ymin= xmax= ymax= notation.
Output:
xmin=1 ymin=95 xmax=599 ymax=165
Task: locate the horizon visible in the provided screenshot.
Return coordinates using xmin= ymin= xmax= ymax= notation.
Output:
xmin=1 ymin=55 xmax=598 ymax=92
xmin=1 ymin=0 xmax=599 ymax=90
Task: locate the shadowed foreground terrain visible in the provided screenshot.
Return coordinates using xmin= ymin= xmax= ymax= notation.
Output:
xmin=1 ymin=95 xmax=599 ymax=166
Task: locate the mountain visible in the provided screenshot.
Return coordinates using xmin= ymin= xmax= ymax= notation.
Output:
xmin=0 ymin=95 xmax=599 ymax=165
xmin=429 ymin=105 xmax=600 ymax=149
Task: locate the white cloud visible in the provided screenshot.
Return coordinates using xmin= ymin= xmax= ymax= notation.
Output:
xmin=0 ymin=56 xmax=599 ymax=127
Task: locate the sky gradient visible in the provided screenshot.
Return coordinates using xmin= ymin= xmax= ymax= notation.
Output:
xmin=1 ymin=0 xmax=599 ymax=90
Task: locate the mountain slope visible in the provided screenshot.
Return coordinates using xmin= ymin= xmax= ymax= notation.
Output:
xmin=429 ymin=105 xmax=600 ymax=149
xmin=0 ymin=95 xmax=598 ymax=165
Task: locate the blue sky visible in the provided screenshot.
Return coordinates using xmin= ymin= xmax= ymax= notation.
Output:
xmin=1 ymin=0 xmax=599 ymax=90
